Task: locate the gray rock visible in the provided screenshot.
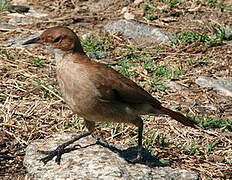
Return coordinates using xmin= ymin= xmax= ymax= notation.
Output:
xmin=4 ymin=33 xmax=40 ymax=47
xmin=0 ymin=23 xmax=16 ymax=32
xmin=105 ymin=20 xmax=171 ymax=45
xmin=8 ymin=9 xmax=47 ymax=24
xmin=24 ymin=132 xmax=198 ymax=180
xmin=196 ymin=76 xmax=232 ymax=97
xmin=163 ymin=80 xmax=185 ymax=90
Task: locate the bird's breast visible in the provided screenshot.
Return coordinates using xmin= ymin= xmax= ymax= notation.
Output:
xmin=56 ymin=59 xmax=100 ymax=116
xmin=55 ymin=56 xmax=138 ymax=124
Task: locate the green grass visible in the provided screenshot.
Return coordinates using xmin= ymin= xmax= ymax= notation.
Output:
xmin=153 ymin=65 xmax=183 ymax=78
xmin=173 ymin=24 xmax=232 ymax=46
xmin=149 ymin=65 xmax=184 ymax=91
xmin=115 ymin=47 xmax=140 ymax=77
xmin=141 ymin=61 xmax=155 ymax=73
xmin=109 ymin=46 xmax=183 ymax=91
xmin=186 ymin=56 xmax=211 ymax=66
xmin=207 ymin=0 xmax=232 ymax=11
xmin=144 ymin=0 xmax=180 ymax=16
xmin=153 ymin=132 xmax=170 ymax=147
xmin=207 ymin=0 xmax=220 ymax=8
xmin=211 ymin=24 xmax=232 ymax=41
xmin=81 ymin=36 xmax=111 ymax=56
xmin=185 ymin=140 xmax=220 ymax=155
xmin=28 ymin=57 xmax=44 ymax=68
xmin=116 ymin=59 xmax=136 ymax=78
xmin=185 ymin=142 xmax=200 ymax=155
xmin=0 ymin=0 xmax=10 ymax=12
xmin=99 ymin=122 xmax=118 ymax=129
xmin=205 ymin=140 xmax=219 ymax=153
xmin=144 ymin=4 xmax=157 ymax=21
xmin=187 ymin=114 xmax=232 ymax=131
xmin=175 ymin=31 xmax=209 ymax=44
xmin=200 ymin=117 xmax=232 ymax=131
xmin=109 ymin=46 xmax=158 ymax=78
xmin=173 ymin=31 xmax=222 ymax=46
xmin=143 ymin=130 xmax=171 ymax=149
xmin=121 ymin=46 xmax=142 ymax=59
xmin=67 ymin=117 xmax=85 ymax=131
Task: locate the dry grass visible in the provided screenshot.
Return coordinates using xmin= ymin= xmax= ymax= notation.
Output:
xmin=0 ymin=0 xmax=232 ymax=179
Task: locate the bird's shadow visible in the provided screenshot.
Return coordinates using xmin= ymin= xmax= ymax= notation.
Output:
xmin=95 ymin=140 xmax=169 ymax=167
xmin=38 ymin=135 xmax=169 ymax=167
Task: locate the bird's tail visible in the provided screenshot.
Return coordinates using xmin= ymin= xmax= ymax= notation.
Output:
xmin=159 ymin=107 xmax=198 ymax=128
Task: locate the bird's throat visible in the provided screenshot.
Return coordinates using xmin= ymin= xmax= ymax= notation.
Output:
xmin=53 ymin=48 xmax=66 ymax=63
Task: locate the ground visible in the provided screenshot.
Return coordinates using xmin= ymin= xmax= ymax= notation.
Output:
xmin=0 ymin=0 xmax=231 ymax=179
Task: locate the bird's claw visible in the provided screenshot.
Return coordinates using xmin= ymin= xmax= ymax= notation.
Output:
xmin=38 ymin=144 xmax=81 ymax=165
xmin=129 ymin=148 xmax=144 ymax=164
xmin=38 ymin=149 xmax=62 ymax=165
xmin=130 ymin=155 xmax=143 ymax=164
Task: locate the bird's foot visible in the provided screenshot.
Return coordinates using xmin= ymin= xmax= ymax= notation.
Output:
xmin=38 ymin=131 xmax=92 ymax=165
xmin=129 ymin=147 xmax=144 ymax=163
xmin=38 ymin=144 xmax=81 ymax=165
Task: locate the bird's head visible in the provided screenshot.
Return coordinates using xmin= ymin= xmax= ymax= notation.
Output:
xmin=23 ymin=26 xmax=84 ymax=53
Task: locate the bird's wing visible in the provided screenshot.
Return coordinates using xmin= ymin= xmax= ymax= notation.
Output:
xmin=89 ymin=61 xmax=161 ymax=107
xmin=77 ymin=58 xmax=198 ymax=128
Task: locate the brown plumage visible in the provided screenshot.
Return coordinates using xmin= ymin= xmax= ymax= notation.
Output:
xmin=23 ymin=26 xmax=197 ymax=164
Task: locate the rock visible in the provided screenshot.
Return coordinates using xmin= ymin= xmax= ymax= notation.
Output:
xmin=0 ymin=23 xmax=16 ymax=32
xmin=196 ymin=76 xmax=232 ymax=97
xmin=163 ymin=80 xmax=185 ymax=90
xmin=4 ymin=33 xmax=40 ymax=47
xmin=24 ymin=132 xmax=199 ymax=180
xmin=104 ymin=20 xmax=171 ymax=45
xmin=8 ymin=9 xmax=48 ymax=24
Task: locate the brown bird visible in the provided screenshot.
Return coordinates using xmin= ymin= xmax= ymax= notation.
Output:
xmin=23 ymin=26 xmax=197 ymax=164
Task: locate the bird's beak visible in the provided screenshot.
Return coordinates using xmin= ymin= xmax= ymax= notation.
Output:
xmin=22 ymin=36 xmax=40 ymax=45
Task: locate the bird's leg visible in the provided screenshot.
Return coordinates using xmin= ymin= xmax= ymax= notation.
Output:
xmin=137 ymin=120 xmax=144 ymax=161
xmin=39 ymin=131 xmax=92 ymax=165
xmin=130 ymin=117 xmax=144 ymax=163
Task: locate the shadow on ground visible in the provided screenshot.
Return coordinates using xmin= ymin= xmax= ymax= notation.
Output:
xmin=96 ymin=140 xmax=169 ymax=167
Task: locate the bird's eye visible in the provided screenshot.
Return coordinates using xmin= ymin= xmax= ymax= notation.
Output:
xmin=53 ymin=36 xmax=62 ymax=43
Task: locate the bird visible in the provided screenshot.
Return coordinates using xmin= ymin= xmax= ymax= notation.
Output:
xmin=23 ymin=26 xmax=198 ymax=165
